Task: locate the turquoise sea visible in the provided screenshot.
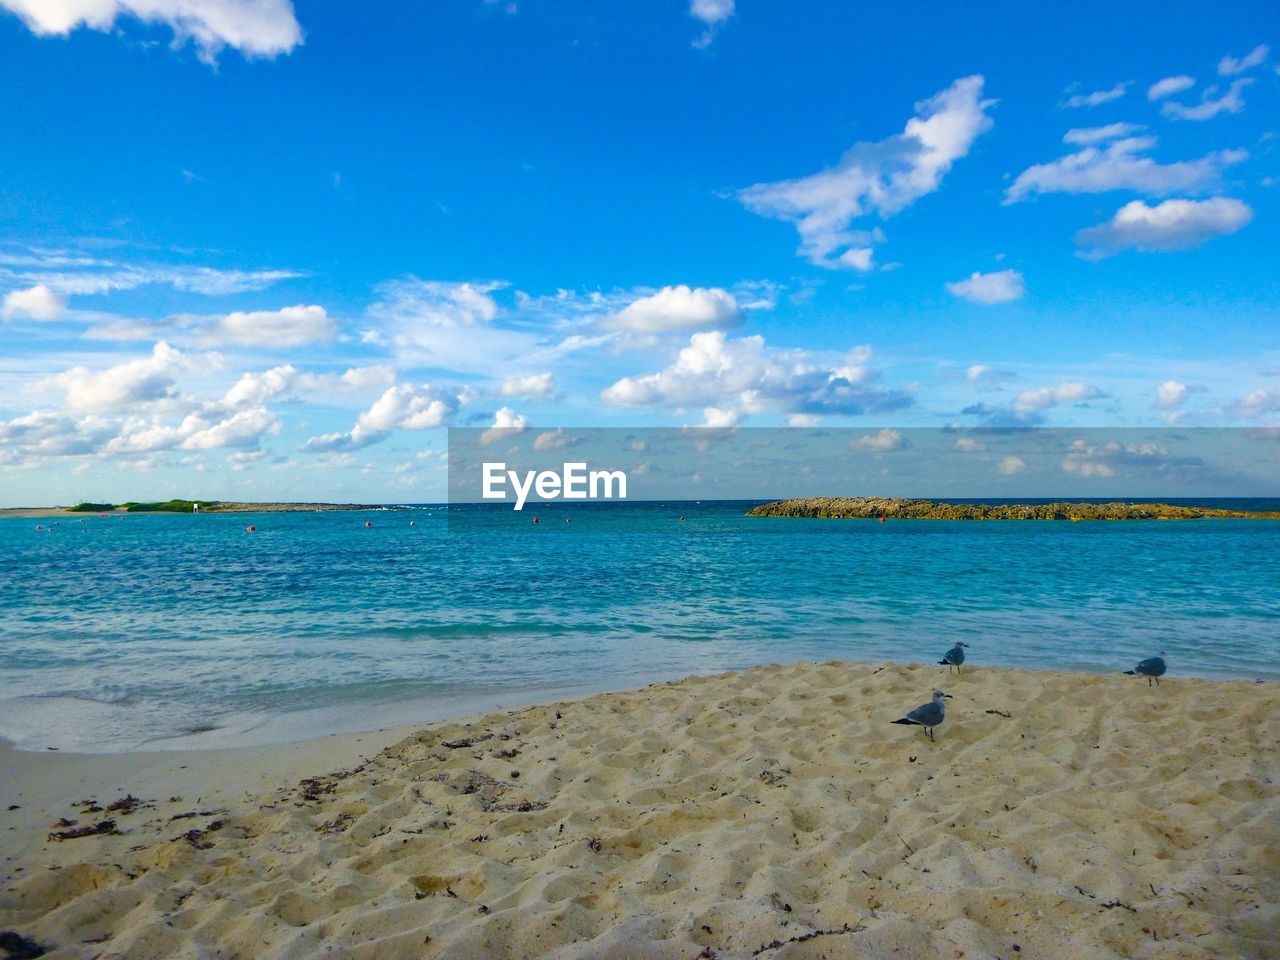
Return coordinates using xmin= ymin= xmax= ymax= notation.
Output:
xmin=2 ymin=500 xmax=1278 ymax=752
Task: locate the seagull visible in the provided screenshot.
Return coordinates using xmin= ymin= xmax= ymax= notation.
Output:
xmin=1125 ymin=652 xmax=1167 ymax=686
xmin=939 ymin=642 xmax=969 ymax=673
xmin=891 ymin=690 xmax=952 ymax=741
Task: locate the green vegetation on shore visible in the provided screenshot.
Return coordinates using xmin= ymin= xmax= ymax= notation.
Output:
xmin=121 ymin=499 xmax=216 ymax=513
xmin=59 ymin=500 xmax=393 ymax=514
xmin=747 ymin=497 xmax=1280 ymax=520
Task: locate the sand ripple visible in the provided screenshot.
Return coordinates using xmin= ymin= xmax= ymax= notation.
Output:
xmin=2 ymin=662 xmax=1277 ymax=959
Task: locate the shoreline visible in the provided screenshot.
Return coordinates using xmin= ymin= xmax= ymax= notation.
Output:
xmin=2 ymin=661 xmax=1276 ymax=959
xmin=0 ymin=502 xmax=403 ymax=519
xmin=5 ymin=660 xmax=1277 ymax=756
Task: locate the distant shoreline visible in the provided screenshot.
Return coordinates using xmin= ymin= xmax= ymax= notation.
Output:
xmin=0 ymin=501 xmax=402 ymax=518
xmin=749 ymin=496 xmax=1280 ymax=520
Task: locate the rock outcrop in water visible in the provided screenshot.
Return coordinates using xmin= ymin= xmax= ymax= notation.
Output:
xmin=747 ymin=497 xmax=1280 ymax=520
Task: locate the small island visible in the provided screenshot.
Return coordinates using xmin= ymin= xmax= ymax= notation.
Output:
xmin=1 ymin=500 xmax=398 ymax=518
xmin=747 ymin=496 xmax=1280 ymax=520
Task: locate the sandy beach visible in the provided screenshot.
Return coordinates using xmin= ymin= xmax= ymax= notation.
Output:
xmin=1 ymin=662 xmax=1277 ymax=959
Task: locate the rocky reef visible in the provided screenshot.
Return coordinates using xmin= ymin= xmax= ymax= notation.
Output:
xmin=746 ymin=497 xmax=1280 ymax=520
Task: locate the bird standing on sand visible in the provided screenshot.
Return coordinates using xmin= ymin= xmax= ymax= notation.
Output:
xmin=1125 ymin=653 xmax=1167 ymax=686
xmin=892 ymin=690 xmax=952 ymax=740
xmin=939 ymin=642 xmax=969 ymax=673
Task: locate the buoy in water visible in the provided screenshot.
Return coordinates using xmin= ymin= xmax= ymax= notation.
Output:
xmin=565 ymin=517 xmax=571 ymax=523
xmin=246 ymin=525 xmax=256 ymax=532
xmin=679 ymin=515 xmax=685 ymax=521
xmin=880 ymin=516 xmax=886 ymax=523
xmin=364 ymin=520 xmax=373 ymax=527
xmin=409 ymin=520 xmax=415 ymax=527
xmin=532 ymin=517 xmax=539 ymax=524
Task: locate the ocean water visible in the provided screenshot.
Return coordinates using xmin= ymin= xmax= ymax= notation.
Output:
xmin=2 ymin=500 xmax=1278 ymax=752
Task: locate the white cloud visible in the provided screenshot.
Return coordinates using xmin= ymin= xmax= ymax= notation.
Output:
xmin=480 ymin=406 xmax=528 ymax=445
xmin=303 ymin=383 xmax=472 ymax=452
xmin=42 ymin=342 xmax=188 ymax=414
xmin=604 ymin=285 xmax=742 ymax=333
xmin=206 ymin=304 xmax=335 ymax=347
xmin=499 ymin=372 xmax=556 ymax=400
xmin=1218 ymin=44 xmax=1269 ymax=76
xmin=221 ymin=363 xmax=395 ymax=406
xmin=363 ymin=278 xmax=538 ymax=374
xmin=1 ymin=284 xmax=67 ymax=321
xmin=1013 ymin=381 xmax=1105 ymax=415
xmin=738 ymin=76 xmax=994 ymax=269
xmin=1156 ymin=380 xmax=1189 ymax=409
xmin=701 ymin=406 xmax=742 ymax=428
xmin=1161 ymin=79 xmax=1252 ymax=121
xmin=1062 ymin=458 xmax=1114 ymax=478
xmin=965 ymin=363 xmax=1014 ymax=387
xmin=851 ymin=427 xmax=905 ymax=452
xmin=1062 ymin=123 xmax=1143 ymax=145
xmin=0 ymin=0 xmax=303 ymax=63
xmin=946 ymin=269 xmax=1024 ymax=304
xmin=532 ymin=428 xmax=580 ymax=452
xmin=689 ymin=0 xmax=733 ymax=48
xmin=1075 ymin=197 xmax=1253 ymax=258
xmin=954 ymin=437 xmax=986 ymax=452
xmin=0 ymin=247 xmax=302 ymax=297
xmin=601 ymin=330 xmax=911 ymax=424
xmin=997 ymin=455 xmax=1027 ymax=475
xmin=1238 ymin=388 xmax=1280 ymax=417
xmin=1147 ymin=75 xmax=1196 ymax=100
xmin=1063 ymin=82 xmax=1128 ymax=108
xmin=1005 ymin=136 xmax=1246 ymax=202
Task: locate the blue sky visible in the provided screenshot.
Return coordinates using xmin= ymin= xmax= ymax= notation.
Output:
xmin=0 ymin=0 xmax=1277 ymax=504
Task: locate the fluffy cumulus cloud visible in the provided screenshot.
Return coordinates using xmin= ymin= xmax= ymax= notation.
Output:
xmin=738 ymin=76 xmax=994 ymax=270
xmin=499 ymin=372 xmax=556 ymax=400
xmin=303 ymin=383 xmax=473 ymax=453
xmin=480 ymin=406 xmax=528 ymax=445
xmin=689 ymin=0 xmax=733 ymax=48
xmin=946 ymin=269 xmax=1024 ymax=304
xmin=1013 ymin=381 xmax=1105 ymax=415
xmin=997 ymin=455 xmax=1027 ymax=475
xmin=1005 ymin=136 xmax=1246 ymax=203
xmin=0 ymin=0 xmax=303 ymax=63
xmin=1156 ymin=380 xmax=1190 ymax=410
xmin=204 ymin=304 xmax=335 ymax=347
xmin=851 ymin=428 xmax=906 ymax=452
xmin=1147 ymin=76 xmax=1195 ymax=100
xmin=601 ymin=330 xmax=911 ymax=424
xmin=603 ymin=285 xmax=742 ymax=333
xmin=1161 ymin=79 xmax=1252 ymax=121
xmin=0 ymin=344 xmax=343 ymax=468
xmin=1059 ymin=439 xmax=1200 ymax=480
xmin=2 ymin=284 xmax=67 ymax=321
xmin=40 ymin=342 xmax=188 ymax=414
xmin=1237 ymin=388 xmax=1280 ymax=417
xmin=1218 ymin=44 xmax=1269 ymax=76
xmin=1075 ymin=197 xmax=1253 ymax=258
xmin=1062 ymin=82 xmax=1128 ymax=108
xmin=221 ymin=363 xmax=395 ymax=407
xmin=532 ymin=428 xmax=580 ymax=452
xmin=105 ymin=404 xmax=281 ymax=455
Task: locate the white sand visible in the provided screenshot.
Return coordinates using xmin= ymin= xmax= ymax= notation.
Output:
xmin=1 ymin=662 xmax=1277 ymax=959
